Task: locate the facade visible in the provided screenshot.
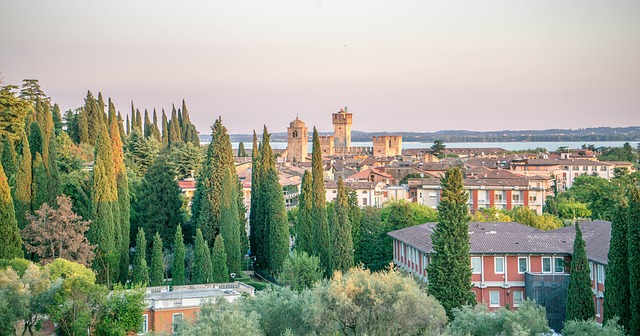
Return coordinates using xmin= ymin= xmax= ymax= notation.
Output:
xmin=286 ymin=117 xmax=309 ymax=163
xmin=388 ymin=220 xmax=611 ymax=331
xmin=332 ymin=107 xmax=353 ymax=149
xmin=324 ymin=180 xmax=385 ymax=207
xmin=319 ymin=135 xmax=335 ymax=156
xmin=372 ymin=135 xmax=403 ymax=157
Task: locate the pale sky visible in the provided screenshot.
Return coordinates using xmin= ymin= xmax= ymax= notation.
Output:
xmin=1 ymin=0 xmax=639 ymax=135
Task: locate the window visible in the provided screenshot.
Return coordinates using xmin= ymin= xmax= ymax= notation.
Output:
xmin=529 ymin=195 xmax=537 ymax=203
xmin=592 ymin=166 xmax=597 ymax=172
xmin=495 ymin=193 xmax=504 ymax=202
xmin=582 ymin=166 xmax=588 ymax=171
xmin=597 ymin=265 xmax=606 ymax=285
xmin=172 ymin=313 xmax=184 ymax=334
xmin=400 ymin=243 xmax=405 ymax=258
xmin=542 ymin=257 xmax=552 ymax=273
xmin=495 ymin=257 xmax=505 ymax=274
xmin=512 ymin=194 xmax=520 ymax=202
xmin=518 ymin=257 xmax=528 ymax=273
xmin=489 ymin=291 xmax=500 ymax=307
xmin=589 ymin=262 xmax=593 ymax=280
xmin=601 ymin=166 xmax=607 ymax=171
xmin=362 ymin=198 xmax=367 ymax=206
xmin=513 ymin=291 xmax=524 ymax=307
xmin=554 ymin=257 xmax=564 ymax=273
xmin=471 ymin=257 xmax=481 ymax=274
xmin=362 ymin=190 xmax=368 ymax=194
xmin=596 ymin=299 xmax=602 ymax=317
xmin=139 ymin=314 xmax=148 ymax=334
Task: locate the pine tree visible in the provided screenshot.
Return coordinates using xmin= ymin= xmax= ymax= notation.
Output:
xmin=89 ymin=123 xmax=119 ymax=285
xmin=132 ymin=228 xmax=149 ymax=285
xmin=249 ymin=130 xmax=265 ymax=267
xmin=238 ymin=142 xmax=247 ymax=157
xmin=295 ymin=170 xmax=313 ymax=255
xmin=31 ymin=153 xmax=47 ymax=211
xmin=0 ymin=162 xmax=23 ymax=259
xmin=193 ymin=228 xmax=213 ymax=284
xmin=427 ymin=167 xmax=474 ymax=319
xmin=150 ymin=233 xmax=165 ymax=286
xmin=220 ymin=167 xmax=241 ymax=275
xmin=1 ymin=136 xmax=17 ymax=186
xmin=604 ymin=204 xmax=630 ymax=331
xmin=14 ymin=131 xmax=32 ymax=228
xmin=311 ymin=127 xmax=331 ymax=276
xmin=212 ymin=235 xmax=229 ymax=283
xmin=331 ymin=177 xmax=354 ymax=273
xmin=161 ymin=109 xmax=169 ymax=148
xmin=566 ymin=223 xmax=595 ymax=321
xmin=172 ymin=225 xmax=186 ymax=286
xmin=628 ymin=187 xmax=640 ymax=335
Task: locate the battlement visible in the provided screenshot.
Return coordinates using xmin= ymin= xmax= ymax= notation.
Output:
xmin=372 ymin=135 xmax=403 ymax=157
xmin=332 ymin=112 xmax=353 ymax=125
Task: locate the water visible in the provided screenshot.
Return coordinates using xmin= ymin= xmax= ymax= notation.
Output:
xmin=225 ymin=141 xmax=639 ymax=152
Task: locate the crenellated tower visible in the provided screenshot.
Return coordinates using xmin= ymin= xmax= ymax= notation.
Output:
xmin=332 ymin=107 xmax=352 ymax=150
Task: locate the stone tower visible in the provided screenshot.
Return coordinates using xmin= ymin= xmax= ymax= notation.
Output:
xmin=332 ymin=107 xmax=353 ymax=150
xmin=373 ymin=135 xmax=403 ymax=157
xmin=286 ymin=116 xmax=308 ymax=163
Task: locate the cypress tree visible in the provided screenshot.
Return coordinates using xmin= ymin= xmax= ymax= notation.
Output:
xmin=117 ymin=112 xmax=125 ymax=140
xmin=14 ymin=131 xmax=32 ymax=229
xmin=168 ymin=106 xmax=182 ymax=146
xmin=28 ymin=121 xmax=43 ymax=158
xmin=193 ymin=228 xmax=213 ymax=284
xmin=211 ymin=234 xmax=229 ymax=283
xmin=52 ymin=103 xmax=62 ymax=136
xmin=34 ymin=98 xmax=52 ymax=165
xmin=0 ymin=162 xmax=23 ymax=259
xmin=125 ymin=114 xmax=130 ymax=135
xmin=84 ymin=91 xmax=101 ymax=145
xmin=296 ymin=170 xmax=313 ymax=255
xmin=89 ymin=123 xmax=119 ymax=285
xmin=238 ymin=142 xmax=247 ymax=157
xmin=311 ymin=127 xmax=331 ymax=276
xmin=150 ymin=233 xmax=165 ymax=286
xmin=249 ymin=130 xmax=265 ymax=267
xmin=31 ymin=153 xmax=47 ymax=211
xmin=109 ymin=99 xmax=130 ymax=284
xmin=144 ymin=109 xmax=152 ymax=138
xmin=628 ymin=187 xmax=640 ymax=335
xmin=97 ymin=92 xmax=107 ymax=125
xmin=135 ymin=109 xmax=142 ymax=133
xmin=130 ymin=101 xmax=136 ymax=133
xmin=132 ymin=228 xmax=149 ymax=285
xmin=172 ymin=225 xmax=186 ymax=286
xmin=220 ymin=167 xmax=241 ymax=275
xmin=152 ymin=109 xmax=161 ymax=142
xmin=604 ymin=204 xmax=630 ymax=331
xmin=45 ymin=130 xmax=61 ymax=204
xmin=331 ymin=177 xmax=354 ymax=273
xmin=566 ymin=223 xmax=595 ymax=321
xmin=427 ymin=167 xmax=474 ymax=319
xmin=161 ymin=109 xmax=169 ymax=148
xmin=77 ymin=107 xmax=89 ymax=144
xmin=1 ymin=136 xmax=17 ymax=186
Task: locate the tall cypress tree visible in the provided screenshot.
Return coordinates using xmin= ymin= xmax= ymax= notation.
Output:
xmin=566 ymin=223 xmax=595 ymax=321
xmin=31 ymin=153 xmax=47 ymax=211
xmin=172 ymin=225 xmax=186 ymax=286
xmin=211 ymin=234 xmax=229 ymax=283
xmin=89 ymin=123 xmax=119 ymax=285
xmin=628 ymin=187 xmax=640 ymax=335
xmin=143 ymin=109 xmax=152 ymax=138
xmin=152 ymin=109 xmax=161 ymax=142
xmin=125 ymin=114 xmax=130 ymax=135
xmin=117 ymin=112 xmax=125 ymax=140
xmin=427 ymin=167 xmax=474 ymax=319
xmin=238 ymin=142 xmax=247 ymax=157
xmin=45 ymin=129 xmax=61 ymax=204
xmin=295 ymin=170 xmax=313 ymax=255
xmin=1 ymin=137 xmax=17 ymax=186
xmin=168 ymin=106 xmax=181 ymax=146
xmin=84 ymin=91 xmax=101 ymax=145
xmin=150 ymin=233 xmax=165 ymax=286
xmin=135 ymin=109 xmax=142 ymax=134
xmin=249 ymin=130 xmax=265 ymax=267
xmin=77 ymin=107 xmax=89 ymax=144
xmin=161 ymin=109 xmax=169 ymax=148
xmin=311 ymin=127 xmax=331 ymax=276
xmin=331 ymin=177 xmax=354 ymax=273
xmin=132 ymin=228 xmax=149 ymax=285
xmin=52 ymin=103 xmax=63 ymax=136
xmin=28 ymin=121 xmax=43 ymax=159
xmin=604 ymin=204 xmax=630 ymax=331
xmin=220 ymin=167 xmax=241 ymax=275
xmin=0 ymin=162 xmax=22 ymax=259
xmin=192 ymin=228 xmax=213 ymax=284
xmin=14 ymin=131 xmax=32 ymax=229
xmin=35 ymin=98 xmax=52 ymax=166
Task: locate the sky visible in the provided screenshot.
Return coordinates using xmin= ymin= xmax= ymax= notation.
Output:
xmin=1 ymin=0 xmax=639 ymax=135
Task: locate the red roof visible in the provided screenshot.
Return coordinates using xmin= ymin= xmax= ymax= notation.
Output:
xmin=178 ymin=180 xmax=196 ymax=190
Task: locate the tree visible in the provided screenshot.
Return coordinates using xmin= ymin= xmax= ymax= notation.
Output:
xmin=331 ymin=177 xmax=354 ymax=272
xmin=150 ymin=233 xmax=165 ymax=286
xmin=211 ymin=234 xmax=229 ymax=283
xmin=427 ymin=167 xmax=475 ymax=319
xmin=0 ymin=84 xmax=31 ymax=142
xmin=143 ymin=109 xmax=152 ymax=138
xmin=132 ymin=228 xmax=149 ymax=285
xmin=311 ymin=127 xmax=331 ymax=276
xmin=295 ymin=170 xmax=313 ymax=255
xmin=1 ymin=136 xmax=17 ymax=185
xmin=28 ymin=121 xmax=43 ymax=159
xmin=14 ymin=130 xmax=32 ymax=228
xmin=237 ymin=141 xmax=247 ymax=157
xmin=192 ymin=228 xmax=213 ymax=284
xmin=604 ymin=205 xmax=630 ymax=331
xmin=431 ymin=139 xmax=446 ymax=156
xmin=0 ymin=267 xmax=35 ymax=336
xmin=628 ymin=187 xmax=640 ymax=335
xmin=220 ymin=167 xmax=241 ymax=275
xmin=242 ymin=286 xmax=314 ymax=336
xmin=172 ymin=225 xmax=186 ymax=286
xmin=179 ymin=299 xmax=262 ymax=335
xmin=167 ymin=141 xmax=202 ymax=179
xmin=161 ymin=109 xmax=169 ymax=148
xmin=22 ymin=195 xmax=94 ymax=266
xmin=31 ymin=153 xmax=47 ymax=211
xmin=355 ymin=207 xmax=391 ymax=271
xmin=566 ymin=223 xmax=595 ymax=321
xmin=95 ymin=287 xmax=145 ymax=336
xmin=383 ymin=200 xmax=415 ymax=230
xmin=19 ymin=79 xmax=46 ymax=103
xmin=562 ymin=319 xmax=626 ymax=336
xmin=0 ymin=162 xmax=22 ymax=259
xmin=249 ymin=130 xmax=265 ymax=268
xmin=169 ymin=106 xmax=182 ymax=146
xmin=124 ymin=130 xmax=159 ymax=178
xmin=279 ymin=251 xmax=322 ymax=291
xmin=447 ymin=300 xmax=550 ymax=336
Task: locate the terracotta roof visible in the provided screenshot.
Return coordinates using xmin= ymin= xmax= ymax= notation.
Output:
xmin=178 ymin=180 xmax=196 ymax=190
xmin=348 ymin=168 xmax=393 ymax=180
xmin=325 ymin=180 xmax=378 ymax=189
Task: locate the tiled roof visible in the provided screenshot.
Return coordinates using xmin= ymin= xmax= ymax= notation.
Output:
xmin=325 ymin=180 xmax=377 ymax=190
xmin=548 ymin=220 xmax=611 ymax=265
xmin=349 ymin=168 xmax=393 ymax=180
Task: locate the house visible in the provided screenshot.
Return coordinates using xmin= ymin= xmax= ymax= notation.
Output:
xmin=324 ymin=180 xmax=385 ymax=207
xmin=346 ymin=167 xmax=394 ymax=185
xmin=388 ymin=220 xmax=611 ymax=331
xmin=177 ymin=178 xmax=197 ymax=200
xmin=141 ymin=282 xmax=255 ymax=334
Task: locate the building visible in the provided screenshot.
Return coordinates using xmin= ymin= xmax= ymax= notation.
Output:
xmin=388 ymin=220 xmax=611 ymax=331
xmin=141 ymin=282 xmax=255 ymax=334
xmin=286 ymin=117 xmax=308 ymax=163
xmin=332 ymin=107 xmax=353 ymax=149
xmin=372 ymin=135 xmax=403 ymax=157
xmin=324 ymin=180 xmax=385 ymax=207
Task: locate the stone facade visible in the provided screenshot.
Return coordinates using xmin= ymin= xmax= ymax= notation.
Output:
xmin=332 ymin=107 xmax=352 ymax=149
xmin=286 ymin=117 xmax=308 ymax=163
xmin=373 ymin=135 xmax=403 ymax=157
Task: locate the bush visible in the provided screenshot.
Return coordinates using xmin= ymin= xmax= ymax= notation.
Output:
xmin=562 ymin=318 xmax=625 ymax=336
xmin=244 ymin=281 xmax=267 ymax=291
xmin=447 ymin=300 xmax=550 ymax=336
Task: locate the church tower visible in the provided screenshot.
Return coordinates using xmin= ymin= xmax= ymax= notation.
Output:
xmin=286 ymin=116 xmax=308 ymax=163
xmin=332 ymin=107 xmax=352 ymax=150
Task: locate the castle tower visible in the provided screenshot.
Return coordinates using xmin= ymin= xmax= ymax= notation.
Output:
xmin=332 ymin=107 xmax=353 ymax=150
xmin=373 ymin=135 xmax=403 ymax=157
xmin=286 ymin=116 xmax=308 ymax=163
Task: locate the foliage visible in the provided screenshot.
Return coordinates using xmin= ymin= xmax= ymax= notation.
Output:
xmin=243 ymin=286 xmax=314 ymax=336
xmin=427 ymin=167 xmax=475 ymax=319
xmin=23 ymin=195 xmax=95 ymax=266
xmin=510 ymin=206 xmax=563 ymax=230
xmin=629 ymin=187 xmax=640 ymax=335
xmin=31 ymin=152 xmax=48 ymax=212
xmin=150 ymin=233 xmax=165 ymax=286
xmin=172 ymin=225 xmax=186 ymax=286
xmin=604 ymin=204 xmax=630 ymax=331
xmin=56 ymin=131 xmax=85 ymax=174
xmin=237 ymin=141 xmax=247 ymax=157
xmin=132 ymin=228 xmax=149 ymax=285
xmin=566 ymin=223 xmax=595 ymax=321
xmin=0 ymin=161 xmax=23 ymax=259
xmin=0 ymin=84 xmax=31 ymax=141
xmin=1 ymin=136 xmax=17 ymax=185
xmin=311 ymin=127 xmax=331 ymax=277
xmin=14 ymin=130 xmax=32 ymax=228
xmin=557 ymin=198 xmax=591 ymax=221
xmin=431 ymin=139 xmax=446 ymax=156
xmin=167 ymin=141 xmax=202 ymax=179
xmin=124 ymin=130 xmax=159 ymax=178
xmin=61 ymin=169 xmax=92 ymax=220
xmin=598 ymin=142 xmax=639 ymax=163
xmin=331 ymin=177 xmax=354 ymax=272
xmin=562 ymin=318 xmax=626 ymax=336
xmin=192 ymin=228 xmax=213 ymax=284
xmin=220 ymin=167 xmax=241 ymax=275
xmin=211 ymin=234 xmax=229 ymax=283
xmin=178 ymin=299 xmax=263 ymax=336
xmin=0 ymin=267 xmax=31 ymax=336
xmin=279 ymin=251 xmax=322 ymax=291
xmin=446 ymin=300 xmax=550 ymax=336
xmin=95 ymin=286 xmax=146 ymax=336
xmin=355 ymin=207 xmax=391 ymax=271
xmin=295 ymin=170 xmax=314 ymax=256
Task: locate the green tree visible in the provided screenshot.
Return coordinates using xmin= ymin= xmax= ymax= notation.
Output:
xmin=242 ymin=286 xmax=314 ymax=336
xmin=562 ymin=319 xmax=626 ymax=336
xmin=427 ymin=167 xmax=474 ymax=319
xmin=629 ymin=187 xmax=640 ymax=335
xmin=0 ymin=162 xmax=22 ymax=259
xmin=237 ymin=141 xmax=247 ymax=157
xmin=278 ymin=251 xmax=322 ymax=291
xmin=566 ymin=223 xmax=595 ymax=321
xmin=161 ymin=109 xmax=169 ymax=148
xmin=168 ymin=106 xmax=182 ymax=146
xmin=31 ymin=153 xmax=48 ymax=211
xmin=0 ymin=84 xmax=31 ymax=142
xmin=150 ymin=233 xmax=164 ymax=286
xmin=295 ymin=170 xmax=313 ymax=255
xmin=179 ymin=299 xmax=262 ymax=336
xmin=132 ymin=228 xmax=149 ymax=285
xmin=311 ymin=127 xmax=331 ymax=276
xmin=77 ymin=108 xmax=89 ymax=145
xmin=1 ymin=136 xmax=17 ymax=186
xmin=143 ymin=109 xmax=152 ymax=138
xmin=431 ymin=139 xmax=446 ymax=156
xmin=249 ymin=130 xmax=265 ymax=268
xmin=124 ymin=130 xmax=159 ymax=178
xmin=192 ymin=228 xmax=213 ymax=284
xmin=383 ymin=200 xmax=415 ymax=230
xmin=14 ymin=130 xmax=32 ymax=228
xmin=172 ymin=225 xmax=186 ymax=286
xmin=95 ymin=287 xmax=145 ymax=336
xmin=447 ymin=300 xmax=550 ymax=336
xmin=28 ymin=121 xmax=43 ymax=159
xmin=220 ymin=167 xmax=241 ymax=275
xmin=211 ymin=234 xmax=229 ymax=283
xmin=604 ymin=205 xmax=630 ymax=331
xmin=331 ymin=177 xmax=354 ymax=272
xmin=355 ymin=207 xmax=391 ymax=271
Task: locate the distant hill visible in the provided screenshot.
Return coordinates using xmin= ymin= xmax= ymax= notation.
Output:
xmin=199 ymin=126 xmax=640 ymax=143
